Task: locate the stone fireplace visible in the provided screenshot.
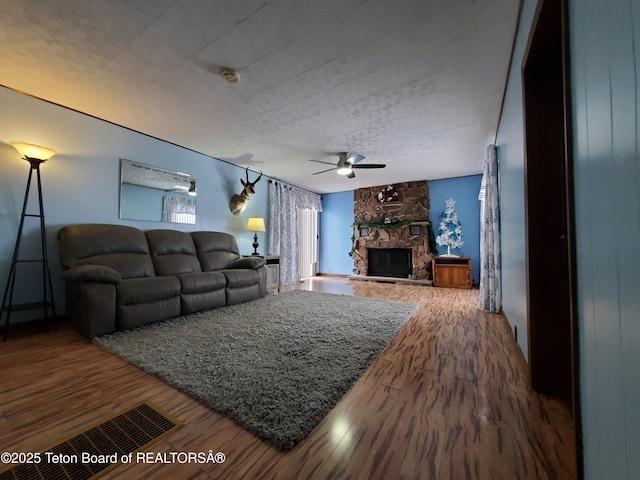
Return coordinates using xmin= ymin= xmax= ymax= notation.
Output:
xmin=352 ymin=181 xmax=435 ymax=280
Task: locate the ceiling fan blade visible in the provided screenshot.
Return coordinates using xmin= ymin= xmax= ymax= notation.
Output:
xmin=346 ymin=170 xmax=356 ymax=178
xmin=352 ymin=163 xmax=386 ymax=169
xmin=312 ymin=167 xmax=336 ymax=175
xmin=308 ymin=159 xmax=336 ymax=166
xmin=347 ymin=154 xmax=365 ymax=165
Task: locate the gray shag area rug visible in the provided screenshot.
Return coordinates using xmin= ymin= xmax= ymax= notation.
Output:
xmin=94 ymin=290 xmax=419 ymax=450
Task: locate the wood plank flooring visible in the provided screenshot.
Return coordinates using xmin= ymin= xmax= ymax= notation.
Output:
xmin=0 ymin=278 xmax=576 ymax=479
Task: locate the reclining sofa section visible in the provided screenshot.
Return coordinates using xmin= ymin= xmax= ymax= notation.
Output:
xmin=58 ymin=224 xmax=267 ymax=339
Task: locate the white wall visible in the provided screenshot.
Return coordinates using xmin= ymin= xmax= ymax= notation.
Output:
xmin=0 ymin=87 xmax=270 ymax=320
xmin=494 ymin=0 xmax=538 ymax=358
xmin=570 ymin=0 xmax=640 ymax=478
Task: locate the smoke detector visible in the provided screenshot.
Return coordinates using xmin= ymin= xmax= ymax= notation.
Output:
xmin=221 ymin=68 xmax=240 ymax=84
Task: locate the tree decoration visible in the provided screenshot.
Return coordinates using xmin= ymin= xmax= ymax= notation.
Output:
xmin=436 ymin=198 xmax=464 ymax=257
xmin=377 ymin=185 xmax=399 ymax=203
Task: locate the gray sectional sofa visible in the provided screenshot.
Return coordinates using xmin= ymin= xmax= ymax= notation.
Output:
xmin=57 ymin=224 xmax=267 ymax=339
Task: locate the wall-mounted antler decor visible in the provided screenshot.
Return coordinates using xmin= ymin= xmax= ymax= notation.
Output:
xmin=229 ymin=167 xmax=262 ymax=216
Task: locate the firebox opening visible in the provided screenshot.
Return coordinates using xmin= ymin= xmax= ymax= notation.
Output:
xmin=367 ymin=248 xmax=412 ymax=278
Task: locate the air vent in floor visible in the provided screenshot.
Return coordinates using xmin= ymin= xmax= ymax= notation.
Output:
xmin=0 ymin=401 xmax=182 ymax=480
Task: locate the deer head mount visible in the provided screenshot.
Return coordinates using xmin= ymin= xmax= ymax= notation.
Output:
xmin=229 ymin=167 xmax=263 ymax=216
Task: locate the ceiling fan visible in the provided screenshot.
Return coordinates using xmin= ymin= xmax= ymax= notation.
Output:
xmin=309 ymin=152 xmax=386 ymax=178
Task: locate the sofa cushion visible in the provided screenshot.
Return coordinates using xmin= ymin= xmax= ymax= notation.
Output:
xmin=177 ymin=271 xmax=226 ymax=294
xmin=178 ymin=271 xmax=227 ymax=313
xmin=116 ymin=276 xmax=181 ymax=330
xmin=220 ymin=269 xmax=260 ymax=288
xmin=117 ymin=276 xmax=181 ymax=305
xmin=181 ymin=289 xmax=226 ymax=314
xmin=146 ymin=229 xmax=202 ymax=276
xmin=226 ymin=284 xmax=260 ymax=305
xmin=191 ymin=231 xmax=241 ymax=271
xmin=117 ymin=297 xmax=181 ymax=331
xmin=58 ymin=224 xmax=155 ymax=279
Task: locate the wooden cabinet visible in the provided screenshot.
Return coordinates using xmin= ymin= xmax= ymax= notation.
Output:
xmin=265 ymin=255 xmax=280 ymax=293
xmin=432 ymin=257 xmax=472 ymax=289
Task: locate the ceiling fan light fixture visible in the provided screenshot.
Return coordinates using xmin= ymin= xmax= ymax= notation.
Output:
xmin=337 ymin=165 xmax=352 ymax=175
xmin=309 ymin=152 xmax=382 ymax=178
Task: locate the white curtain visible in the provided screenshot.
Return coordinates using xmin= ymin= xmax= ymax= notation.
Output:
xmin=479 ymin=145 xmax=502 ymax=312
xmin=269 ymin=181 xmax=322 ymax=285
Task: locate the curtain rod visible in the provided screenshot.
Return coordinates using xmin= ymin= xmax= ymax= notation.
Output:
xmin=267 ymin=178 xmax=320 ymax=195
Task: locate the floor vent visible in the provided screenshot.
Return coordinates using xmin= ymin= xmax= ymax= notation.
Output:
xmin=0 ymin=402 xmax=182 ymax=480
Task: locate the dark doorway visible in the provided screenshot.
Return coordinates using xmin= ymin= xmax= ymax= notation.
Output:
xmin=367 ymin=248 xmax=412 ymax=278
xmin=523 ymin=0 xmax=579 ymax=418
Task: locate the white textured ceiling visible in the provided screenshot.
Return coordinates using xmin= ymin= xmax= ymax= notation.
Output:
xmin=0 ymin=0 xmax=519 ymax=194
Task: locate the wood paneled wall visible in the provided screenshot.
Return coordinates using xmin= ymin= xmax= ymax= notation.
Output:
xmin=570 ymin=0 xmax=640 ymax=478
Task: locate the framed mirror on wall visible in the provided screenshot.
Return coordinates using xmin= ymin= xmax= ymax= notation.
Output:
xmin=119 ymin=158 xmax=197 ymax=224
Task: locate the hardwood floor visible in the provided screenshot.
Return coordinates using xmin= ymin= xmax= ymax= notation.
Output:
xmin=0 ymin=278 xmax=576 ymax=479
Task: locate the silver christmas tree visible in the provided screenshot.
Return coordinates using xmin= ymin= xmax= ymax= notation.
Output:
xmin=436 ymin=198 xmax=464 ymax=257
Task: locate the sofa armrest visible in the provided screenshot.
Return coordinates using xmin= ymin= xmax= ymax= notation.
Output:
xmin=63 ymin=265 xmax=121 ymax=284
xmin=233 ymin=256 xmax=266 ymax=269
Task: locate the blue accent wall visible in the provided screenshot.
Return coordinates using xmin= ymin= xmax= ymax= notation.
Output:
xmin=0 ymin=87 xmax=270 ymax=320
xmin=429 ymin=175 xmax=482 ymax=285
xmin=318 ymin=191 xmax=354 ymax=275
xmin=319 ymin=177 xmax=482 ymax=281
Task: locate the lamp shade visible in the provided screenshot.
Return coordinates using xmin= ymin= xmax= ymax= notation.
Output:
xmin=10 ymin=142 xmax=57 ymax=161
xmin=247 ymin=217 xmax=266 ymax=232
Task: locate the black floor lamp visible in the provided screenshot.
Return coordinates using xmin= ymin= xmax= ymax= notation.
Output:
xmin=1 ymin=142 xmax=57 ymax=341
